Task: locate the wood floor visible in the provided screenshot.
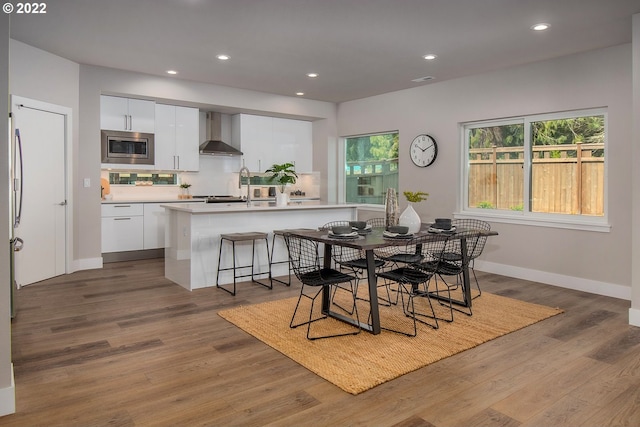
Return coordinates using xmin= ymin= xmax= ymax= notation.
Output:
xmin=3 ymin=258 xmax=640 ymax=426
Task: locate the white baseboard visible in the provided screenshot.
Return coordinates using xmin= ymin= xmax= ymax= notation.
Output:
xmin=70 ymin=257 xmax=103 ymax=273
xmin=629 ymin=308 xmax=640 ymax=327
xmin=0 ymin=364 xmax=15 ymax=417
xmin=475 ymin=260 xmax=631 ymax=301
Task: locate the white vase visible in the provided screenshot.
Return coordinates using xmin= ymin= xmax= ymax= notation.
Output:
xmin=276 ymin=192 xmax=289 ymax=206
xmin=399 ymin=203 xmax=421 ymax=234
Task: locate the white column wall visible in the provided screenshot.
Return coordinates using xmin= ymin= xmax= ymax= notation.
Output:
xmin=0 ymin=12 xmax=15 ymax=418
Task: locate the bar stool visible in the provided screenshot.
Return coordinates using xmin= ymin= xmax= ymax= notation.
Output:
xmin=270 ymin=228 xmax=314 ymax=286
xmin=216 ymin=232 xmax=272 ymax=296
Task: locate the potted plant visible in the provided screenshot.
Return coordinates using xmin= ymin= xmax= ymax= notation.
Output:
xmin=179 ymin=182 xmax=192 ymax=199
xmin=400 ymin=191 xmax=429 ymax=233
xmin=265 ymin=162 xmax=298 ymax=206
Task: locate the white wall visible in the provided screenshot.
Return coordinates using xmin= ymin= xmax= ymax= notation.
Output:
xmin=0 ymin=13 xmax=15 ymax=418
xmin=8 ymin=40 xmax=83 ymax=266
xmin=338 ymin=44 xmax=633 ymax=299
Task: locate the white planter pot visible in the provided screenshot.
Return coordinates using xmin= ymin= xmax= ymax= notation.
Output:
xmin=399 ymin=203 xmax=421 ymax=234
xmin=276 ymin=192 xmax=289 ymax=206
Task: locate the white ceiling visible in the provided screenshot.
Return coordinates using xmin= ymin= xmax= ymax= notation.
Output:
xmin=9 ymin=0 xmax=640 ymax=103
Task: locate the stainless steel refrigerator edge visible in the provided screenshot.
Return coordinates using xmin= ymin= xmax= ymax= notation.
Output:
xmin=9 ymin=119 xmax=23 ymax=319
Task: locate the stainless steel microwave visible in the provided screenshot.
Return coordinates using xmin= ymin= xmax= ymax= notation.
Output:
xmin=101 ymin=130 xmax=155 ymax=165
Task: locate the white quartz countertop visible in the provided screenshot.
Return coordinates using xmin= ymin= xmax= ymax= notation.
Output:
xmin=161 ymin=201 xmax=359 ymax=214
xmin=101 ymin=198 xmax=202 ymax=204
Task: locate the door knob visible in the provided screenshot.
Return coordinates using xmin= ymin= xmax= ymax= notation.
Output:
xmin=59 ymin=200 xmax=67 ymax=206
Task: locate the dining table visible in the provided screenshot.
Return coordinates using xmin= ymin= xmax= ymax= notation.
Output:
xmin=288 ymin=223 xmax=498 ymax=335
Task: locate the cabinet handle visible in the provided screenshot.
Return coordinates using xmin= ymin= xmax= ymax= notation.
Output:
xmin=114 ymin=205 xmax=132 ymax=208
xmin=114 ymin=218 xmax=132 ymax=221
xmin=128 ymin=115 xmax=132 ymax=130
xmin=124 ymin=114 xmax=128 ymax=130
xmin=176 ymin=155 xmax=180 ymax=170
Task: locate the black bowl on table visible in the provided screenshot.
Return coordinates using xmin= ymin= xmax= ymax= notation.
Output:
xmin=332 ymin=225 xmax=354 ymax=235
xmin=349 ymin=221 xmax=367 ymax=230
xmin=432 ymin=218 xmax=452 ymax=230
xmin=387 ymin=225 xmax=409 ymax=235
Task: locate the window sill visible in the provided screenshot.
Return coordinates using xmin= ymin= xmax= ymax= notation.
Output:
xmin=454 ymin=211 xmax=611 ymax=233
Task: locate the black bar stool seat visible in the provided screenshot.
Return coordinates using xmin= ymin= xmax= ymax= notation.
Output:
xmin=216 ymin=232 xmax=272 ymax=295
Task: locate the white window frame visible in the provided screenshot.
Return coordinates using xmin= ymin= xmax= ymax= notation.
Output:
xmin=457 ymin=108 xmax=610 ymax=232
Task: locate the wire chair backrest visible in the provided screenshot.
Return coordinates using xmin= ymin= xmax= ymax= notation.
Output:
xmin=283 ymin=234 xmax=321 ymax=283
xmin=365 ymin=217 xmax=386 ymax=228
xmin=452 ymin=219 xmax=490 ymax=261
xmin=414 ymin=234 xmax=450 ymax=270
xmin=319 ymin=221 xmax=364 ymax=265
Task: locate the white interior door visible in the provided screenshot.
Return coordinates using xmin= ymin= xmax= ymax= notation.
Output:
xmin=13 ymin=99 xmax=67 ymax=286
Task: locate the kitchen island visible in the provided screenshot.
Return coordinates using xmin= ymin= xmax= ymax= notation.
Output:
xmin=161 ymin=201 xmax=359 ymax=290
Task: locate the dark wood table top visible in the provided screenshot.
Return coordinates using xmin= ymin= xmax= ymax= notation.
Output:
xmin=288 ymin=223 xmax=497 ymax=250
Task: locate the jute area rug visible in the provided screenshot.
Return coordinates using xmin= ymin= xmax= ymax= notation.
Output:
xmin=218 ymin=286 xmax=562 ymax=395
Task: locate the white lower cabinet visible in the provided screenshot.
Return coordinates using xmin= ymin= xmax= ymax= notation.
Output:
xmin=143 ymin=203 xmax=167 ymax=249
xmin=102 ymin=201 xmax=201 ymax=253
xmin=101 ymin=204 xmax=144 ymax=253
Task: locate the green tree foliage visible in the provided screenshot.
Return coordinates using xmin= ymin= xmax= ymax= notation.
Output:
xmin=469 ymin=115 xmax=604 ymax=159
xmin=469 ymin=125 xmax=524 ymax=149
xmin=532 ymin=116 xmax=604 ymax=146
xmin=346 ymin=133 xmax=398 ymax=162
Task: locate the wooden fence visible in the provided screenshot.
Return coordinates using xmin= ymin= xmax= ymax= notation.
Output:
xmin=468 ymin=143 xmax=604 ymax=215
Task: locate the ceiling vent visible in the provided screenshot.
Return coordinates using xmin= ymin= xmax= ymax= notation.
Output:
xmin=411 ymin=76 xmax=435 ymax=83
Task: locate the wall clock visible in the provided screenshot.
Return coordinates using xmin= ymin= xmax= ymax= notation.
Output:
xmin=410 ymin=134 xmax=438 ymax=167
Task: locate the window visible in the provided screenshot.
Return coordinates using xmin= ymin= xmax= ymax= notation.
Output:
xmin=462 ymin=109 xmax=606 ymax=230
xmin=344 ymin=132 xmax=398 ymax=205
xmin=109 ymin=172 xmax=178 ymax=185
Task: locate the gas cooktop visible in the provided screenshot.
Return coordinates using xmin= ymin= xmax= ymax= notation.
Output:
xmin=192 ymin=195 xmax=246 ymax=203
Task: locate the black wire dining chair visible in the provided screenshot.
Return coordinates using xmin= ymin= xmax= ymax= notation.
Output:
xmin=318 ymin=221 xmax=386 ymax=313
xmin=418 ymin=229 xmax=481 ymax=317
xmin=284 ymin=233 xmax=361 ymax=340
xmin=376 ymin=234 xmax=450 ymax=336
xmin=452 ymin=218 xmax=491 ymax=298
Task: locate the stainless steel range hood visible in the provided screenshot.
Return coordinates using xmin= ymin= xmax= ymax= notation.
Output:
xmin=200 ymin=112 xmax=243 ymax=156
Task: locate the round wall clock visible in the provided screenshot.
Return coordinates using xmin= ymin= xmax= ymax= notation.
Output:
xmin=410 ymin=134 xmax=438 ymax=167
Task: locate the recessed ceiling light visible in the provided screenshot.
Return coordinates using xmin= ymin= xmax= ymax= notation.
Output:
xmin=423 ymin=54 xmax=437 ymax=60
xmin=531 ymin=23 xmax=550 ymax=31
xmin=217 ymin=54 xmax=230 ymax=60
xmin=296 ymin=92 xmax=305 ymax=96
xmin=166 ymin=70 xmax=178 ymax=75
xmin=307 ymin=73 xmax=318 ymax=78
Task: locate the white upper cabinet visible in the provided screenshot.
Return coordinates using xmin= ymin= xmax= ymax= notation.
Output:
xmin=100 ymin=95 xmax=155 ymax=133
xmin=271 ymin=117 xmax=312 ymax=172
xmin=154 ymin=104 xmax=199 ymax=171
xmin=232 ymin=114 xmax=312 ymax=173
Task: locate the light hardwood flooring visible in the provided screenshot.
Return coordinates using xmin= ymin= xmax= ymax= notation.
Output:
xmin=3 ymin=258 xmax=640 ymax=426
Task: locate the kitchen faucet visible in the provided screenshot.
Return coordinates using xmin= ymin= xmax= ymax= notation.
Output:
xmin=238 ymin=166 xmax=251 ymax=207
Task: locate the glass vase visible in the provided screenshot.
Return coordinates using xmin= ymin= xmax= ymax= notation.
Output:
xmin=385 ymin=188 xmax=399 ymax=228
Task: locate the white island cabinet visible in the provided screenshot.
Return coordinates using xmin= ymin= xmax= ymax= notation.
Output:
xmin=162 ymin=202 xmax=358 ymax=290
